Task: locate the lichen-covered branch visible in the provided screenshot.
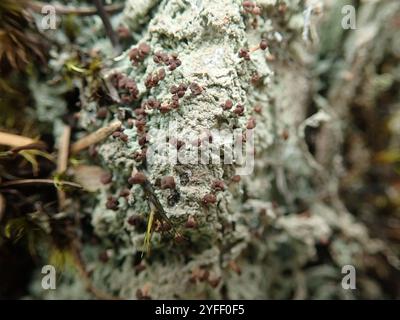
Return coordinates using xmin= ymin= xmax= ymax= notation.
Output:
xmin=22 ymin=0 xmax=400 ymax=299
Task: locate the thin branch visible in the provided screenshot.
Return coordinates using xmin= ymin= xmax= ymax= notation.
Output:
xmin=70 ymin=246 xmax=122 ymax=300
xmin=70 ymin=120 xmax=121 ymax=154
xmin=0 ymin=179 xmax=82 ymax=189
xmin=27 ymin=1 xmax=124 ymax=17
xmin=57 ymin=125 xmax=71 ymax=174
xmin=57 ymin=125 xmax=71 ymax=210
xmin=0 ymin=132 xmax=40 ymax=148
xmin=11 ymin=142 xmax=47 ymax=153
xmin=92 ymin=0 xmax=121 ymax=51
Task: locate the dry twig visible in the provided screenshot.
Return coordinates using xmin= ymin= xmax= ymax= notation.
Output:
xmin=0 ymin=179 xmax=82 ymax=189
xmin=0 ymin=132 xmax=39 ymax=148
xmin=70 ymin=121 xmax=121 ymax=154
xmin=57 ymin=125 xmax=71 ymax=210
xmin=92 ymin=0 xmax=121 ymax=50
xmin=70 ymin=245 xmax=122 ymax=300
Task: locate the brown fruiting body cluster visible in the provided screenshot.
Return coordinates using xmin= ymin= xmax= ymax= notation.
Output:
xmin=231 ymin=175 xmax=241 ymax=183
xmin=233 ymin=104 xmax=245 ymax=116
xmin=159 ymin=103 xmax=172 ymax=114
xmin=212 ymin=180 xmax=225 ymax=192
xmin=238 ymin=48 xmax=250 ymax=60
xmin=242 ymin=1 xmax=261 ymax=15
xmin=136 ymin=286 xmax=151 ymax=300
xmin=138 ymin=134 xmax=148 ymax=146
xmin=185 ymin=215 xmax=198 ymax=229
xmin=129 ymin=43 xmax=151 ymax=66
xmin=169 ymin=138 xmax=185 ymax=151
xmin=112 ymin=127 xmax=129 ymax=143
xmin=119 ymin=188 xmax=131 ymax=198
xmin=228 ymin=260 xmax=242 ymax=275
xmin=126 ymin=118 xmax=134 ymax=129
xmin=239 ymin=39 xmax=268 ymax=62
xmin=98 ymin=251 xmax=110 ymax=263
xmin=113 ymin=73 xmax=139 ymax=103
xmin=134 ymin=117 xmax=146 ymax=131
xmin=128 ymin=172 xmax=147 ymax=185
xmin=153 ymin=51 xmax=182 ymax=71
xmin=131 ymin=104 xmax=153 ymax=160
xmin=221 ymin=99 xmax=233 ymax=110
xmin=106 ymin=196 xmax=119 ymax=211
xmin=143 ymin=97 xmax=161 ymax=110
xmin=153 ymin=83 xmax=188 ymax=113
xmin=259 ymin=39 xmax=268 ymax=50
xmin=282 ymin=129 xmax=289 ymax=140
xmin=208 ymin=275 xmax=221 ymax=288
xmin=254 ymin=105 xmax=262 ymax=114
xmin=246 ymin=117 xmax=256 ymax=129
xmin=160 ymin=176 xmax=176 ymax=190
xmin=190 ymin=267 xmax=210 ymax=283
xmin=202 ymin=193 xmax=217 ymax=205
xmin=190 ymin=268 xmax=220 ymax=288
xmin=116 ymin=25 xmax=131 ymax=39
xmin=127 ymin=215 xmax=142 ymax=227
xmin=189 ymin=82 xmax=203 ymax=96
xmin=170 ymin=95 xmax=180 ymax=110
xmin=145 ymin=68 xmax=166 ymax=89
xmin=278 ymin=3 xmax=287 ymax=13
xmin=170 ymin=83 xmax=188 ymax=98
xmin=132 ymin=149 xmax=146 ymax=162
xmin=251 ymin=73 xmax=260 ymax=85
xmin=167 ymin=83 xmax=188 ymax=110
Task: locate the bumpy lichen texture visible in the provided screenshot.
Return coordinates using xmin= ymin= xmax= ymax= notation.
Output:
xmin=29 ymin=0 xmax=396 ymax=299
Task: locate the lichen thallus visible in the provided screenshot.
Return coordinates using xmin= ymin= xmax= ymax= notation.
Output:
xmin=70 ymin=121 xmax=182 ymax=255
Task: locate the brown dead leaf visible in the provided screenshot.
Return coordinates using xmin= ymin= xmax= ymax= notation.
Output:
xmin=72 ymin=165 xmax=108 ymax=192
